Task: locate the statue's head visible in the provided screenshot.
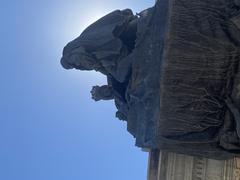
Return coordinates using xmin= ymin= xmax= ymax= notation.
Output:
xmin=61 ymin=9 xmax=135 ymax=72
xmin=61 ymin=39 xmax=99 ymax=71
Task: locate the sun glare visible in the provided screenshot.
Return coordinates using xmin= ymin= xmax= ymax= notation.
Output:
xmin=81 ymin=12 xmax=106 ymax=31
xmin=71 ymin=10 xmax=107 ymax=40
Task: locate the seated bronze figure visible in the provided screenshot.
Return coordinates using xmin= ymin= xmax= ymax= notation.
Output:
xmin=62 ymin=0 xmax=240 ymax=159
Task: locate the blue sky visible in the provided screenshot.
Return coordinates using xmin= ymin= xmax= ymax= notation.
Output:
xmin=1 ymin=0 xmax=155 ymax=180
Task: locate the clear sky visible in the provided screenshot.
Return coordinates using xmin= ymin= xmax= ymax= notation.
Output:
xmin=1 ymin=0 xmax=155 ymax=180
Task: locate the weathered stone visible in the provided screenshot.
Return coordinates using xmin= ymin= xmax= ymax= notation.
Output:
xmin=61 ymin=0 xmax=240 ymax=159
xmin=148 ymin=150 xmax=236 ymax=180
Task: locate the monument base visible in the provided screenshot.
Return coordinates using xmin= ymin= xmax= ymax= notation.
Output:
xmin=147 ymin=150 xmax=239 ymax=180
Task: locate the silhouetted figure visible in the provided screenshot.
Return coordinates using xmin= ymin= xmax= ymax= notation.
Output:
xmin=62 ymin=0 xmax=240 ymax=159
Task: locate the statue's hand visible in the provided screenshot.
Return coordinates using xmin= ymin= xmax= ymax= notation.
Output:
xmin=91 ymin=85 xmax=114 ymax=101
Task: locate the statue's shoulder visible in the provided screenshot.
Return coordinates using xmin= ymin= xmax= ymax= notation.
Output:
xmin=81 ymin=9 xmax=134 ymax=37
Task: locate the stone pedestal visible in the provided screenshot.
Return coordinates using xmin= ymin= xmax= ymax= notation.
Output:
xmin=148 ymin=150 xmax=237 ymax=180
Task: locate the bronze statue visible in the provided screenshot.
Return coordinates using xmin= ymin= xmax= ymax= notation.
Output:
xmin=62 ymin=0 xmax=240 ymax=159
